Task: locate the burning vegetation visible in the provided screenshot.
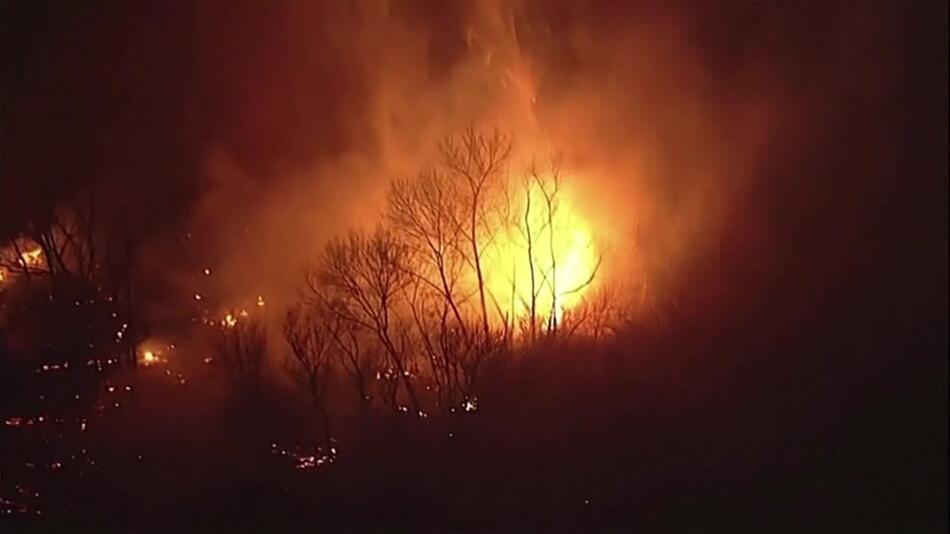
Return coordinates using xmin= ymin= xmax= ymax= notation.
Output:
xmin=0 ymin=127 xmax=625 ymax=520
xmin=0 ymin=0 xmax=945 ymax=530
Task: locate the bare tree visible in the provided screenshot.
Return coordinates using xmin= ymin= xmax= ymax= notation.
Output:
xmin=388 ymin=167 xmax=489 ymax=410
xmin=310 ymin=228 xmax=421 ymax=413
xmin=215 ymin=317 xmax=267 ymax=397
xmin=387 ymin=169 xmax=469 ymax=336
xmin=559 ymin=285 xmax=617 ymax=342
xmin=507 ymin=159 xmax=603 ymax=340
xmin=506 ymin=169 xmax=546 ymax=342
xmin=402 ymin=275 xmax=476 ymax=410
xmin=440 ymin=128 xmax=512 ymax=339
xmin=283 ymin=305 xmax=333 ymax=450
xmin=532 ymin=161 xmax=562 ymax=335
xmin=563 ymin=277 xmax=650 ymax=342
xmin=290 ymin=129 xmax=612 ymax=419
xmin=2 ymin=184 xmax=147 ymax=366
xmin=389 ymin=146 xmax=521 ymax=411
xmin=324 ymin=308 xmax=377 ymax=421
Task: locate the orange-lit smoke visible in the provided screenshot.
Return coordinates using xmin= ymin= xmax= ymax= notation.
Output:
xmin=169 ymin=1 xmax=781 ymax=331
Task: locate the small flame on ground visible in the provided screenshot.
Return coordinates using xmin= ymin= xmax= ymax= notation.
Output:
xmin=19 ymin=247 xmax=44 ymax=267
xmin=137 ymin=342 xmax=167 ymax=366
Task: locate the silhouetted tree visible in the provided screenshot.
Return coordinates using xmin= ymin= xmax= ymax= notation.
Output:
xmin=440 ymin=128 xmax=512 ymax=339
xmin=293 ymin=129 xmax=611 ymax=417
xmin=323 ymin=306 xmax=378 ymax=423
xmin=215 ymin=317 xmax=267 ymax=398
xmin=283 ymin=305 xmax=333 ymax=450
xmin=310 ymin=228 xmax=421 ymax=413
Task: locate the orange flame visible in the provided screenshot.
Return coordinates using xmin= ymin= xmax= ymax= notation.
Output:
xmin=19 ymin=247 xmax=44 ymax=268
xmin=483 ymin=179 xmax=597 ymax=323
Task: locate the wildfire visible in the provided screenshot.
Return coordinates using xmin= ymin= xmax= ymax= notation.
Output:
xmin=482 ymin=180 xmax=598 ymax=323
xmin=137 ymin=341 xmax=168 ymax=366
xmin=0 ymin=241 xmax=45 ymax=283
xmin=19 ymin=247 xmax=44 ymax=268
xmin=211 ymin=300 xmax=263 ymax=329
xmin=222 ymin=313 xmax=238 ymax=328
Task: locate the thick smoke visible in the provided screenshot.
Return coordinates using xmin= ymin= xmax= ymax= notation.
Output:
xmin=0 ymin=1 xmax=908 ymax=330
xmin=170 ymin=0 xmax=790 ymax=326
xmin=128 ymin=1 xmax=900 ymax=340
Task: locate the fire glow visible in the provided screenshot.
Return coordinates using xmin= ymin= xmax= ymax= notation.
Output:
xmin=19 ymin=248 xmax=44 ymax=268
xmin=136 ymin=342 xmax=167 ymax=367
xmin=0 ymin=241 xmax=46 ymax=283
xmin=483 ymin=179 xmax=597 ymax=323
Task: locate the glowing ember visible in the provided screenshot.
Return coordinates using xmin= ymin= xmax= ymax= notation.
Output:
xmin=137 ymin=342 xmax=167 ymax=366
xmin=5 ymin=417 xmax=25 ymax=427
xmin=271 ymin=442 xmax=336 ymax=471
